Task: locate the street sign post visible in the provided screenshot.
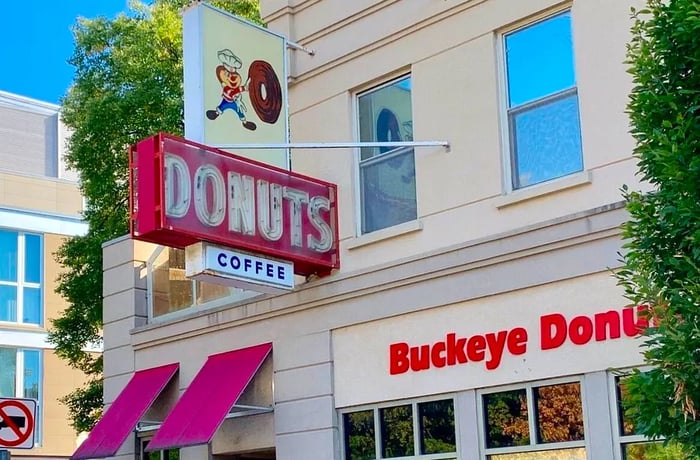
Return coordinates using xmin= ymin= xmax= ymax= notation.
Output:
xmin=0 ymin=398 xmax=36 ymax=449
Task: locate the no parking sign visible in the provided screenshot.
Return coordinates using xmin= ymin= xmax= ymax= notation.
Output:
xmin=0 ymin=398 xmax=36 ymax=449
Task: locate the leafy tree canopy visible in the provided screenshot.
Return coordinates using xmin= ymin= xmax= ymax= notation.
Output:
xmin=49 ymin=0 xmax=261 ymax=433
xmin=619 ymin=0 xmax=700 ymax=456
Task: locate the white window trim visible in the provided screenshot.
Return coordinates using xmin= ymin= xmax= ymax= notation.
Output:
xmin=476 ymin=376 xmax=587 ymax=459
xmin=0 ymin=231 xmax=43 ymax=326
xmin=353 ymin=73 xmax=416 ymax=238
xmin=340 ymin=394 xmax=459 ymax=460
xmin=497 ymin=5 xmax=584 ymax=195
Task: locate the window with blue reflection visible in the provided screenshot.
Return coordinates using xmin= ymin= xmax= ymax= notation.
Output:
xmin=24 ymin=234 xmax=41 ymax=284
xmin=504 ymin=11 xmax=583 ymax=189
xmin=23 ymin=288 xmax=41 ymax=325
xmin=0 ymin=348 xmax=16 ymax=397
xmin=0 ymin=285 xmax=17 ymax=322
xmin=0 ymin=230 xmax=18 ymax=282
xmin=23 ymin=349 xmax=41 ymax=400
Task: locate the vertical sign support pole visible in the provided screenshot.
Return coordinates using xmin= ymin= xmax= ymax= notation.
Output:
xmin=0 ymin=449 xmax=11 ymax=460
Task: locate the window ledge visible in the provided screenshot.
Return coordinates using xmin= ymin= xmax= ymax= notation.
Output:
xmin=495 ymin=170 xmax=592 ymax=209
xmin=346 ymin=219 xmax=423 ymax=250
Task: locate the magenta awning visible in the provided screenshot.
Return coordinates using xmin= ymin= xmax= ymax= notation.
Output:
xmin=145 ymin=343 xmax=272 ymax=451
xmin=71 ymin=363 xmax=179 ymax=460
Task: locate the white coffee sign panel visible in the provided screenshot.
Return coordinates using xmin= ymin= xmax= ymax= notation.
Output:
xmin=186 ymin=242 xmax=294 ymax=293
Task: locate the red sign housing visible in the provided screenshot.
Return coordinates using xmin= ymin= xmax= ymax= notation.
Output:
xmin=129 ymin=134 xmax=339 ymax=276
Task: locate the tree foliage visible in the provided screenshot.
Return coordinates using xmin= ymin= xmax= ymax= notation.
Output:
xmin=49 ymin=0 xmax=261 ymax=433
xmin=618 ymin=0 xmax=700 ymax=456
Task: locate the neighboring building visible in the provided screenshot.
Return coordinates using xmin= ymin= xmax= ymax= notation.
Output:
xmin=84 ymin=1 xmax=673 ymax=460
xmin=0 ymin=91 xmax=89 ymax=459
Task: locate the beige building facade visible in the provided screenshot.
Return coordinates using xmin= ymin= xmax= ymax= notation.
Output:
xmin=0 ymin=91 xmax=89 ymax=458
xmin=92 ymin=0 xmax=670 ymax=459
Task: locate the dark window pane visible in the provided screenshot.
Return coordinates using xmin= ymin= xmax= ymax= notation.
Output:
xmin=24 ymin=234 xmax=41 ymax=284
xmin=344 ymin=410 xmax=376 ymax=460
xmin=0 ymin=230 xmax=18 ymax=282
xmin=0 ymin=285 xmax=17 ymax=322
xmin=535 ymin=382 xmax=584 ymax=443
xmin=380 ymin=405 xmax=414 ymax=458
xmin=358 ymin=76 xmax=415 ymax=234
xmin=484 ymin=389 xmax=530 ymax=448
xmin=22 ymin=349 xmax=40 ymax=400
xmin=616 ymin=377 xmax=638 ymax=436
xmin=419 ymin=399 xmax=455 ymax=454
xmin=505 ymin=11 xmax=576 ymax=107
xmin=511 ymin=92 xmax=583 ymax=188
xmin=23 ymin=287 xmax=41 ymax=325
xmin=360 ymin=147 xmax=416 ymax=233
xmin=623 ymin=441 xmax=686 ymax=460
xmin=0 ymin=348 xmax=16 ymax=397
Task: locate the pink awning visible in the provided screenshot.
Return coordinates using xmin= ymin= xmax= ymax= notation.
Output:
xmin=145 ymin=343 xmax=272 ymax=451
xmin=71 ymin=363 xmax=179 ymax=460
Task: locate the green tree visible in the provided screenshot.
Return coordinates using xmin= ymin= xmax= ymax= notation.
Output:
xmin=49 ymin=0 xmax=261 ymax=433
xmin=618 ymin=0 xmax=700 ymax=456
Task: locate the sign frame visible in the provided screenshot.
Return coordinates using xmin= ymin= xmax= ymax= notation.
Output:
xmin=0 ymin=398 xmax=36 ymax=449
xmin=129 ymin=133 xmax=340 ymax=277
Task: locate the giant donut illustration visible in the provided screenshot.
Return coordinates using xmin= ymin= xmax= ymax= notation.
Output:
xmin=247 ymin=60 xmax=283 ymax=124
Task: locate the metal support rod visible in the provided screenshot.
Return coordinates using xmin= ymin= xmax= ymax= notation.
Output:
xmin=286 ymin=40 xmax=315 ymax=56
xmin=212 ymin=141 xmax=450 ymax=150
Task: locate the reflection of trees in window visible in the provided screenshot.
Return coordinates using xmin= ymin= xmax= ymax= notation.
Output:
xmin=419 ymin=399 xmax=455 ymax=454
xmin=380 ymin=404 xmax=414 ymax=457
xmin=535 ymin=383 xmax=584 ymax=443
xmin=484 ymin=389 xmax=530 ymax=448
xmin=623 ymin=441 xmax=686 ymax=460
xmin=344 ymin=410 xmax=375 ymax=460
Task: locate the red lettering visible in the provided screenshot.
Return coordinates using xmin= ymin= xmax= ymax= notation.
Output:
xmin=508 ymin=327 xmax=528 ymax=355
xmin=623 ymin=305 xmax=648 ymax=336
xmin=466 ymin=335 xmax=486 ymax=361
xmin=594 ymin=310 xmax=621 ymax=341
xmin=446 ymin=333 xmax=468 ymax=365
xmin=410 ymin=345 xmax=431 ymax=371
xmin=569 ymin=315 xmax=593 ymax=345
xmin=431 ymin=341 xmax=447 ymax=368
xmin=485 ymin=331 xmax=508 ymax=370
xmin=541 ymin=313 xmax=567 ymax=350
xmin=389 ymin=343 xmax=409 ymax=375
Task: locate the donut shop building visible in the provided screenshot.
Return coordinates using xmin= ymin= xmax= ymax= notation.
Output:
xmin=75 ymin=0 xmax=660 ymax=459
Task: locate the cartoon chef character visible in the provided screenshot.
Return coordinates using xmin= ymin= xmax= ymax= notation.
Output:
xmin=205 ymin=49 xmax=257 ymax=131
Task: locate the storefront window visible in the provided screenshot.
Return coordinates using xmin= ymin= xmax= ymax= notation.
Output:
xmin=482 ymin=381 xmax=585 ymax=459
xmin=614 ymin=376 xmax=685 ymax=459
xmin=342 ymin=398 xmax=456 ymax=459
xmin=418 ymin=399 xmax=455 ymax=454
xmin=148 ymin=247 xmax=259 ymax=320
xmin=344 ymin=410 xmax=376 ymax=460
xmin=380 ymin=405 xmax=414 ymax=457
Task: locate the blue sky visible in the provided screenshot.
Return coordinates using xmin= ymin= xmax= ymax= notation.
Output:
xmin=0 ymin=1 xmax=130 ymax=104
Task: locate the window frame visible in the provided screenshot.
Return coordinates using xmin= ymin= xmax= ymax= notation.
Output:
xmin=354 ymin=73 xmax=417 ymax=236
xmin=0 ymin=347 xmax=43 ymax=445
xmin=476 ymin=376 xmax=587 ymax=459
xmin=0 ymin=229 xmax=43 ymax=326
xmin=498 ymin=7 xmax=584 ymax=193
xmin=340 ymin=394 xmax=459 ymax=460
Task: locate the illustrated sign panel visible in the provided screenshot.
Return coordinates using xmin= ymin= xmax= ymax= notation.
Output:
xmin=130 ymin=134 xmax=339 ymax=277
xmin=183 ymin=2 xmax=288 ymax=169
xmin=186 ymin=242 xmax=295 ymax=293
xmin=0 ymin=398 xmax=36 ymax=449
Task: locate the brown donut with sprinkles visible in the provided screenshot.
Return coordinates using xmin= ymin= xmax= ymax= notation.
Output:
xmin=247 ymin=60 xmax=283 ymax=124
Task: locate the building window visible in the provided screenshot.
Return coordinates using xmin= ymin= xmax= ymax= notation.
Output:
xmin=141 ymin=440 xmax=179 ymax=460
xmin=504 ymin=10 xmax=583 ymax=189
xmin=614 ymin=375 xmax=684 ymax=459
xmin=357 ymin=75 xmax=416 ymax=234
xmin=481 ymin=381 xmax=585 ymax=459
xmin=0 ymin=230 xmax=42 ymax=325
xmin=147 ymin=247 xmax=259 ymax=320
xmin=0 ymin=347 xmax=41 ymax=442
xmin=342 ymin=398 xmax=456 ymax=459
